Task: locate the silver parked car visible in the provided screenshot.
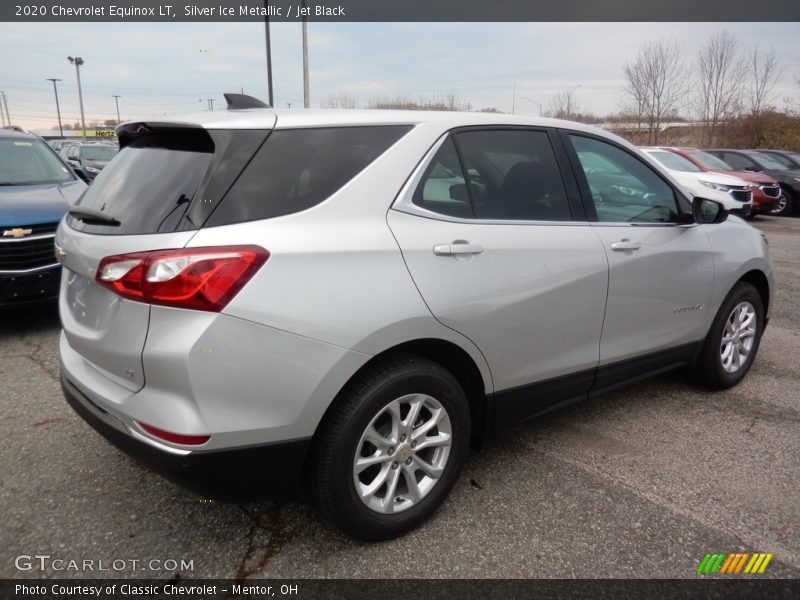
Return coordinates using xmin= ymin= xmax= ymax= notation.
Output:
xmin=56 ymin=107 xmax=773 ymax=540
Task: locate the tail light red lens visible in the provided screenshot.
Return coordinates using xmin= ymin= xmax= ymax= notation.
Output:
xmin=96 ymin=245 xmax=269 ymax=312
xmin=136 ymin=421 xmax=211 ymax=446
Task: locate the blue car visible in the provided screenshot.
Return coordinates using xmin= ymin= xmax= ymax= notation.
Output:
xmin=0 ymin=128 xmax=86 ymax=305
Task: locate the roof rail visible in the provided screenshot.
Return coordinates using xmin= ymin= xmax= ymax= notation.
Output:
xmin=223 ymin=93 xmax=271 ymax=110
xmin=1 ymin=125 xmax=27 ymax=133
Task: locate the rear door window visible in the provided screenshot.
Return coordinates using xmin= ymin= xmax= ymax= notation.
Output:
xmin=413 ymin=129 xmax=572 ymax=221
xmin=453 ymin=129 xmax=572 ymax=221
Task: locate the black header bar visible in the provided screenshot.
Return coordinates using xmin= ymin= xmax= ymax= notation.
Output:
xmin=3 ymin=0 xmax=799 ymax=22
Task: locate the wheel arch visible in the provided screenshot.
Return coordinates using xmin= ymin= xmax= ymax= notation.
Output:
xmin=313 ymin=338 xmax=491 ymax=449
xmin=738 ymin=269 xmax=770 ymax=317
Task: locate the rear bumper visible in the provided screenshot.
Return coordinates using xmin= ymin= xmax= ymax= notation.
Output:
xmin=61 ymin=371 xmax=311 ymax=499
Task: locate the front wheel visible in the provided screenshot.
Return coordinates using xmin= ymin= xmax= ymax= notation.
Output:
xmin=692 ymin=282 xmax=764 ymax=390
xmin=308 ymin=354 xmax=470 ymax=541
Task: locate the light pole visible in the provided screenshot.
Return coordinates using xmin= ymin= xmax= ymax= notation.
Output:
xmin=301 ymin=0 xmax=309 ymax=108
xmin=47 ymin=79 xmax=64 ymax=137
xmin=511 ymin=82 xmax=517 ymax=114
xmin=67 ymin=56 xmax=87 ymax=140
xmin=522 ymin=96 xmax=542 ymax=116
xmin=0 ymin=91 xmax=7 ymax=126
xmin=112 ymin=95 xmax=121 ymax=123
xmin=263 ymin=0 xmax=273 ymax=107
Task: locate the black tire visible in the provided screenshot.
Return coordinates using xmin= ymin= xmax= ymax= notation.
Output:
xmin=769 ymin=188 xmax=793 ymax=216
xmin=692 ymin=282 xmax=764 ymax=390
xmin=308 ymin=354 xmax=470 ymax=541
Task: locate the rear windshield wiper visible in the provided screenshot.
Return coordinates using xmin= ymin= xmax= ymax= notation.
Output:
xmin=68 ymin=206 xmax=121 ymax=226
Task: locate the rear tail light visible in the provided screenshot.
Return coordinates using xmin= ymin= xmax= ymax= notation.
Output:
xmin=96 ymin=245 xmax=268 ymax=312
xmin=136 ymin=421 xmax=211 ymax=446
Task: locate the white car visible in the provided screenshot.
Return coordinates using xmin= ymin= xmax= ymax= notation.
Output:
xmin=642 ymin=148 xmax=753 ymax=215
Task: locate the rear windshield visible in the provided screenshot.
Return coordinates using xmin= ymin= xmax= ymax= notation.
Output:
xmin=67 ymin=125 xmax=411 ymax=235
xmin=0 ymin=138 xmax=73 ymax=185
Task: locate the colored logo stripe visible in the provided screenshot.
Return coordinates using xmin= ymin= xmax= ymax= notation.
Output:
xmin=696 ymin=552 xmax=773 ymax=574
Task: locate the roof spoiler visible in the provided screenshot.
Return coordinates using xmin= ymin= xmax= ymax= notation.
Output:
xmin=224 ymin=93 xmax=271 ymax=110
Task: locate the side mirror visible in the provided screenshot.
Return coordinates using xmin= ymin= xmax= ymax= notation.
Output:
xmin=745 ymin=165 xmax=761 ymax=172
xmin=692 ymin=197 xmax=728 ymax=224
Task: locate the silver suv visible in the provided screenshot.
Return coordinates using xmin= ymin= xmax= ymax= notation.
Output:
xmin=57 ymin=107 xmax=773 ymax=540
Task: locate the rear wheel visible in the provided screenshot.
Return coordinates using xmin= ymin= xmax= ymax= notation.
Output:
xmin=692 ymin=282 xmax=764 ymax=390
xmin=309 ymin=354 xmax=470 ymax=540
xmin=769 ymin=188 xmax=793 ymax=216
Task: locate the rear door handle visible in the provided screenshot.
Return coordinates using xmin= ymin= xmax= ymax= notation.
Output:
xmin=610 ymin=240 xmax=642 ymax=251
xmin=433 ymin=243 xmax=484 ymax=256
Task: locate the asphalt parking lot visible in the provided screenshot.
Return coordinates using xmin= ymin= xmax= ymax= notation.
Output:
xmin=2 ymin=215 xmax=799 ymax=580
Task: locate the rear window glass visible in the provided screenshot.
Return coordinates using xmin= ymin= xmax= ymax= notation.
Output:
xmin=67 ymin=129 xmax=269 ymax=235
xmin=205 ymin=125 xmax=412 ymax=226
xmin=67 ymin=125 xmax=411 ymax=235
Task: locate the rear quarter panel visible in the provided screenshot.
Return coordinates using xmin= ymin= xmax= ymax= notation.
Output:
xmin=186 ymin=123 xmax=494 ymax=393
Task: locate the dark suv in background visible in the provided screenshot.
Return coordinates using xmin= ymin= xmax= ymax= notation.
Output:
xmin=706 ymin=149 xmax=800 ymax=216
xmin=0 ymin=129 xmax=86 ymax=305
xmin=63 ymin=142 xmax=118 ymax=180
xmin=758 ymin=149 xmax=800 ymax=171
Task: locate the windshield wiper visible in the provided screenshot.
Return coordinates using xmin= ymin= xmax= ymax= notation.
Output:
xmin=68 ymin=206 xmax=121 ymax=226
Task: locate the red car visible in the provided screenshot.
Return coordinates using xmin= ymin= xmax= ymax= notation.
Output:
xmin=659 ymin=147 xmax=781 ymax=215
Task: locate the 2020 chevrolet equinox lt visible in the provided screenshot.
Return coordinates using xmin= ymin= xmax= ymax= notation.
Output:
xmin=57 ymin=104 xmax=773 ymax=540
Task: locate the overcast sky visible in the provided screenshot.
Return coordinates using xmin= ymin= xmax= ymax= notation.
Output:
xmin=1 ymin=21 xmax=798 ymax=131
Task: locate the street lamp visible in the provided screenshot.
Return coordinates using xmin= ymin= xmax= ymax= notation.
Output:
xmin=46 ymin=79 xmax=64 ymax=138
xmin=301 ymin=0 xmax=309 ymax=108
xmin=0 ymin=91 xmax=7 ymax=126
xmin=522 ymin=96 xmax=542 ymax=116
xmin=67 ymin=56 xmax=87 ymax=140
xmin=112 ymin=95 xmax=121 ymax=123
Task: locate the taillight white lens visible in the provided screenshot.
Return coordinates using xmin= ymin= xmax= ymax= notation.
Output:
xmin=95 ymin=246 xmax=269 ymax=312
xmin=146 ymin=255 xmax=194 ymax=283
xmin=98 ymin=259 xmax=142 ymax=282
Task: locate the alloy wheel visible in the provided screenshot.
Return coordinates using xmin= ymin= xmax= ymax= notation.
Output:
xmin=720 ymin=301 xmax=757 ymax=374
xmin=352 ymin=393 xmax=452 ymax=514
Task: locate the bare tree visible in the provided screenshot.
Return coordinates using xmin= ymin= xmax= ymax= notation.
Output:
xmin=747 ymin=47 xmax=782 ymax=116
xmin=546 ymin=87 xmax=581 ymax=119
xmin=620 ymin=59 xmax=649 ymax=136
xmin=692 ymin=29 xmax=744 ymax=146
xmin=366 ymin=91 xmax=467 ymax=112
xmin=621 ymin=38 xmax=687 ymax=144
xmin=319 ymin=93 xmax=359 ymax=109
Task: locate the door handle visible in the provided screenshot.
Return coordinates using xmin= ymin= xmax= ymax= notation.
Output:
xmin=433 ymin=242 xmax=484 ymax=256
xmin=610 ymin=240 xmax=641 ymax=251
